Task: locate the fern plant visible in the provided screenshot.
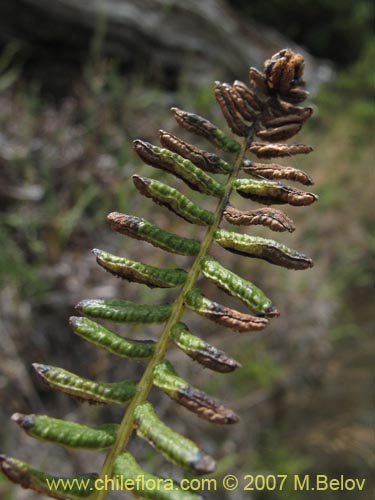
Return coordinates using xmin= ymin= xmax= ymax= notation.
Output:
xmin=1 ymin=49 xmax=318 ymax=499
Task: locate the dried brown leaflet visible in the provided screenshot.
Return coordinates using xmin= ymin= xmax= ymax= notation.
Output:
xmin=255 ymin=123 xmax=302 ymax=142
xmin=248 ymin=142 xmax=313 ymax=158
xmin=232 ymin=80 xmax=263 ymax=112
xmin=249 ymin=67 xmax=269 ymax=95
xmin=171 ymin=107 xmax=241 ymax=153
xmin=184 ymin=289 xmax=269 ymax=333
xmin=242 ymin=160 xmax=313 ymax=186
xmin=175 ymin=385 xmax=239 ymax=424
xmin=221 ymin=83 xmax=257 ymax=121
xmin=223 ymin=204 xmax=295 ymax=232
xmin=214 ymin=82 xmax=251 ymax=137
xmin=159 ymin=130 xmax=231 ymax=174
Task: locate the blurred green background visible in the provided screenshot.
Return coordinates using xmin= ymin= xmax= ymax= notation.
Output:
xmin=0 ymin=1 xmax=374 ymax=499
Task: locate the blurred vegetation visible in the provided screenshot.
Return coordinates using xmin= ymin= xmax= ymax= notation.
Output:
xmin=227 ymin=0 xmax=375 ymax=66
xmin=0 ymin=11 xmax=374 ymax=500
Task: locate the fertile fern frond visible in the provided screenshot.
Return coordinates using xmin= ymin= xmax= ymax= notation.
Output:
xmin=2 ymin=48 xmax=318 ymax=499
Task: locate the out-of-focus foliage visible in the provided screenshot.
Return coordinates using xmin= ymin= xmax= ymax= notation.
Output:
xmin=0 ymin=61 xmax=156 ymax=301
xmin=227 ymin=0 xmax=375 ymax=65
xmin=0 ymin=42 xmax=20 ymax=91
xmin=0 ymin=17 xmax=374 ymax=497
xmin=317 ymin=39 xmax=375 ymax=125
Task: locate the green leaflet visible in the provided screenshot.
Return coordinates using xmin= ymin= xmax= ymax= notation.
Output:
xmin=171 ymin=323 xmax=241 ymax=373
xmin=184 ymin=288 xmax=269 ymax=332
xmin=70 ymin=317 xmax=155 ymax=359
xmin=0 ymin=455 xmax=96 ymax=499
xmin=12 ymin=414 xmax=118 ymax=450
xmin=33 ymin=364 xmax=136 ymax=405
xmin=153 ymin=361 xmax=239 ymax=424
xmin=215 ymin=229 xmax=313 ymax=270
xmin=93 ymin=248 xmax=187 ymax=288
xmin=134 ymin=402 xmax=215 ymax=475
xmin=113 ymin=453 xmax=203 ymax=500
xmin=107 ymin=212 xmax=201 ymax=256
xmin=75 ymin=299 xmax=172 ymax=324
xmin=233 ymin=178 xmax=318 ymax=206
xmin=200 ymin=256 xmax=279 ymax=317
xmin=172 ymin=107 xmax=241 ymax=153
xmin=132 ymin=175 xmax=215 ymax=226
xmin=133 ymin=140 xmax=224 ymax=197
xmin=159 ymin=130 xmax=232 ymax=174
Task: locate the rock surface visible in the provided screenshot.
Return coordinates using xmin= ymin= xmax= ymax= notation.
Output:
xmin=0 ymin=0 xmax=332 ymax=90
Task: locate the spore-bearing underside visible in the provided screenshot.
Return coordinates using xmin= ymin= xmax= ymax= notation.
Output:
xmin=2 ymin=49 xmax=317 ymax=499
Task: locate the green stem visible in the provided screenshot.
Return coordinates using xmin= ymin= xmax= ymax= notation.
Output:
xmin=94 ymin=137 xmax=249 ymax=500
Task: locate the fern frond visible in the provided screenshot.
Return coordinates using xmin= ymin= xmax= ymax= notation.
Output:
xmin=4 ymin=48 xmax=318 ymax=500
